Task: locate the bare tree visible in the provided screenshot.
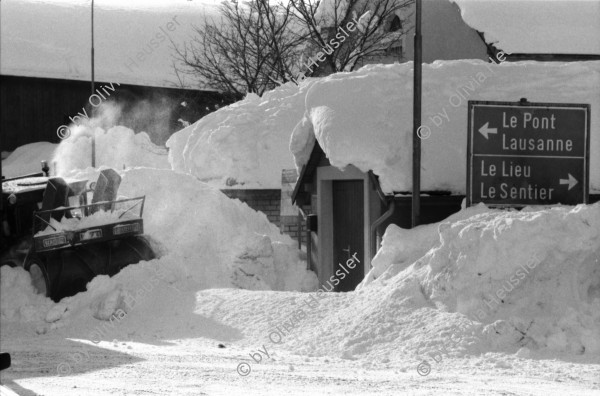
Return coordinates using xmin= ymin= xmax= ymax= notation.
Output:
xmin=173 ymin=0 xmax=413 ymax=98
xmin=289 ymin=0 xmax=414 ymax=76
xmin=172 ymin=0 xmax=306 ymax=98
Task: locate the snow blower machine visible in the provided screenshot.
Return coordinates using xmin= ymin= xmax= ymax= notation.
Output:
xmin=1 ymin=166 xmax=155 ymax=301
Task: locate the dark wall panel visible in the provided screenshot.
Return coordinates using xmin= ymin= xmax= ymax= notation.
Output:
xmin=0 ymin=75 xmax=230 ymax=151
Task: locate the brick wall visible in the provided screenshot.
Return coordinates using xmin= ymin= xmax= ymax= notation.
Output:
xmin=280 ymin=214 xmax=303 ymax=245
xmin=279 ymin=169 xmax=302 ymax=244
xmin=221 ymin=189 xmax=281 ymax=226
xmin=222 ymin=169 xmax=311 ymax=245
xmin=220 ymin=188 xmax=311 ymax=245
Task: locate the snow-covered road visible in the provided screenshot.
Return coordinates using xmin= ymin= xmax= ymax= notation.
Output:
xmin=2 ymin=307 xmax=599 ymax=396
xmin=2 ymin=165 xmax=599 ymax=396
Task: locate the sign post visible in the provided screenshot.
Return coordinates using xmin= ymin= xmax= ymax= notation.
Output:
xmin=411 ymin=0 xmax=422 ymax=227
xmin=467 ymin=100 xmax=590 ymax=207
xmin=91 ymin=0 xmax=96 ymax=168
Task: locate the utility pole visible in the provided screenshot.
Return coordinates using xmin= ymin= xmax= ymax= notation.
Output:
xmin=91 ymin=0 xmax=96 ymax=168
xmin=411 ymin=0 xmax=422 ymax=228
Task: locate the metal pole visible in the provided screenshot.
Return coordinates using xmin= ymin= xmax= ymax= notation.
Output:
xmin=91 ymin=0 xmax=96 ymax=168
xmin=411 ymin=0 xmax=422 ymax=228
xmin=297 ymin=212 xmax=302 ymax=250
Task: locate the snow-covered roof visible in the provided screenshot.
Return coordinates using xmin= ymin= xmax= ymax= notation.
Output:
xmin=290 ymin=60 xmax=600 ymax=194
xmin=165 ymin=59 xmax=600 ymax=193
xmin=452 ymin=0 xmax=600 ymax=55
xmin=0 ymin=0 xmax=222 ymax=89
xmin=166 ymin=84 xmax=310 ymax=189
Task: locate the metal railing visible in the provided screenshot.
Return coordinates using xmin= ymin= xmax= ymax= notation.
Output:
xmin=33 ymin=196 xmax=146 ymax=234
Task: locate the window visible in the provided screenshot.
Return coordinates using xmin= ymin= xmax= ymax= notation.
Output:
xmin=387 ymin=45 xmax=403 ymax=57
xmin=389 ymin=15 xmax=402 ymax=32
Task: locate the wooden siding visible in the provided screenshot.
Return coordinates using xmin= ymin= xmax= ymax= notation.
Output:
xmin=0 ymin=75 xmax=229 ymax=151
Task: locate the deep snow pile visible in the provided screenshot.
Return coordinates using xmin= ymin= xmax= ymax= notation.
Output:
xmin=2 ymin=172 xmax=598 ymax=365
xmin=452 ymin=0 xmax=600 ymax=55
xmin=196 ymin=203 xmax=600 ymax=363
xmin=167 ymin=83 xmax=314 ymax=189
xmin=53 ymin=126 xmax=170 ymax=177
xmin=1 ymin=168 xmax=317 ymax=325
xmin=363 ymin=203 xmax=600 ymax=355
xmin=290 ymin=60 xmax=600 ymax=194
xmin=116 ymin=168 xmax=316 ymax=292
xmin=0 ymin=267 xmax=55 ymax=323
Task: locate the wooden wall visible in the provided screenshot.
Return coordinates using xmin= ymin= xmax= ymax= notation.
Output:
xmin=0 ymin=75 xmax=230 ymax=151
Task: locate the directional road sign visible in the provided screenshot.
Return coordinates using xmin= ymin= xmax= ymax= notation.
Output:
xmin=467 ymin=100 xmax=590 ymax=207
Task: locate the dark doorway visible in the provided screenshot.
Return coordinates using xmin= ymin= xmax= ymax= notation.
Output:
xmin=332 ymin=180 xmax=364 ymax=292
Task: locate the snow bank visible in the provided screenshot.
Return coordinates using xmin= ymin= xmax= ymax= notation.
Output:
xmin=362 ymin=203 xmax=600 ymax=355
xmin=167 ymin=83 xmax=313 ymax=188
xmin=291 ymin=60 xmax=600 ymax=194
xmin=197 ymin=203 xmax=599 ymax=362
xmin=4 ymin=169 xmax=597 ymax=362
xmin=0 ymin=267 xmax=54 ymax=322
xmin=53 ymin=126 xmax=170 ymax=177
xmin=452 ymin=0 xmax=600 ymax=55
xmin=1 ymin=142 xmax=57 ymax=178
xmin=362 ymin=203 xmax=492 ymax=284
xmin=116 ymin=168 xmax=316 ymax=291
xmin=1 ymin=167 xmax=317 ymax=326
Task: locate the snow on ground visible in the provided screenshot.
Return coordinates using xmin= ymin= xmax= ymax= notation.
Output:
xmin=2 ymin=166 xmax=317 ymax=326
xmin=291 ymin=60 xmax=600 ymax=194
xmin=362 ymin=204 xmax=600 ymax=357
xmin=167 ymin=83 xmax=313 ymax=189
xmin=452 ymin=0 xmax=600 ymax=55
xmin=0 ymin=268 xmax=55 ymax=323
xmin=1 ymin=201 xmax=599 ymax=395
xmin=2 ymin=55 xmax=600 ymax=396
xmin=114 ymin=168 xmax=317 ymax=292
xmin=183 ymin=204 xmax=600 ymax=364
